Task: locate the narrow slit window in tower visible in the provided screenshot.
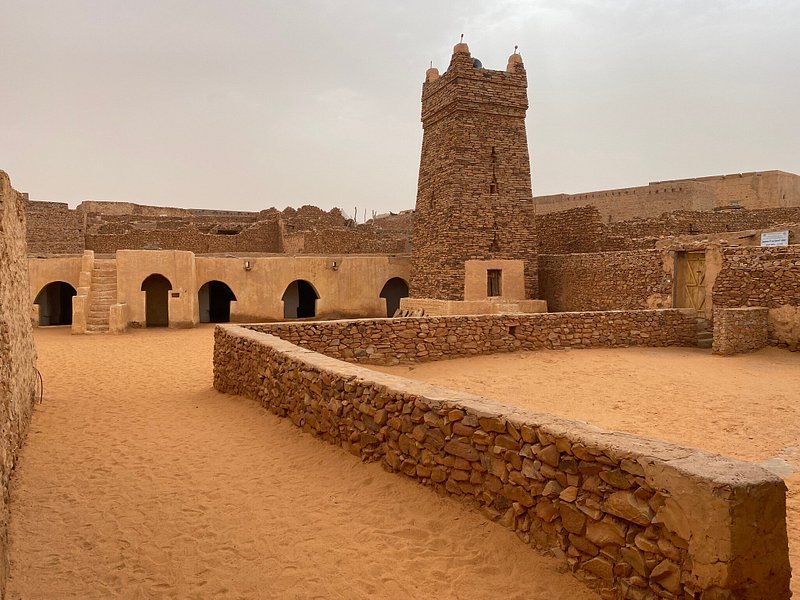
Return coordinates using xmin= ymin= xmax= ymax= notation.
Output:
xmin=487 ymin=269 xmax=502 ymax=297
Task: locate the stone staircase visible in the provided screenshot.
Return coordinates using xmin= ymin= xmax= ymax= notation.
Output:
xmin=86 ymin=258 xmax=118 ymax=333
xmin=696 ymin=316 xmax=713 ymax=349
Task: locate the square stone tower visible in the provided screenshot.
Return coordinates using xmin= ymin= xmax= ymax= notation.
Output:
xmin=409 ymin=43 xmax=538 ymax=306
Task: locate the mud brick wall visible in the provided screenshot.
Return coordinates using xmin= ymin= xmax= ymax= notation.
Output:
xmin=712 ymin=308 xmax=769 ymax=355
xmin=411 ymin=45 xmax=537 ymax=301
xmin=25 ymin=200 xmax=84 ymax=254
xmin=214 ymin=324 xmax=790 ymax=599
xmin=244 ymin=310 xmax=696 ymax=365
xmin=538 ymin=252 xmax=671 ymax=312
xmin=0 ymin=172 xmax=38 ymax=592
xmin=713 ymin=245 xmax=800 ymax=350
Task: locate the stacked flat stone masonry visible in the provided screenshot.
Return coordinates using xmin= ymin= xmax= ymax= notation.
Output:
xmin=213 ymin=323 xmax=790 ymax=599
xmin=410 ymin=44 xmax=538 ymax=300
xmin=538 ymin=252 xmax=671 ymax=313
xmin=245 ymin=310 xmax=696 ymax=365
xmin=712 ymin=308 xmax=769 ymax=355
xmin=713 ymin=246 xmax=800 ymax=350
xmin=535 ymin=204 xmax=800 ymax=255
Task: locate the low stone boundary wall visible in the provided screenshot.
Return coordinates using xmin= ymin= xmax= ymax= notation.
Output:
xmin=713 ymin=308 xmax=769 ymax=356
xmin=213 ymin=324 xmax=790 ymax=599
xmin=245 ymin=309 xmax=697 ymax=364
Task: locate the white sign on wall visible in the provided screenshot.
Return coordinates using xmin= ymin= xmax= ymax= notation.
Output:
xmin=760 ymin=230 xmax=790 ymax=247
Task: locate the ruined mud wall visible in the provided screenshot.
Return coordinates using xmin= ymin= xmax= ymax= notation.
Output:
xmin=24 ymin=200 xmax=84 ymax=255
xmin=0 ymin=172 xmax=38 ymax=592
xmin=245 ymin=310 xmax=696 ymax=364
xmin=713 ymin=246 xmax=800 ymax=350
xmin=537 ymin=251 xmax=671 ymax=312
xmin=214 ymin=323 xmax=790 ymax=599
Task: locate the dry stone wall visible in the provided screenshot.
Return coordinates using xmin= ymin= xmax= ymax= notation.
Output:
xmin=713 ymin=246 xmax=800 ymax=350
xmin=213 ymin=323 xmax=790 ymax=599
xmin=86 ymin=220 xmax=283 ymax=254
xmin=25 ymin=200 xmax=84 ymax=255
xmin=535 ymin=204 xmax=800 ymax=255
xmin=538 ymin=252 xmax=671 ymax=313
xmin=712 ymin=308 xmax=769 ymax=355
xmin=0 ymin=171 xmax=38 ymax=593
xmin=245 ymin=310 xmax=696 ymax=365
xmin=300 ymin=228 xmax=410 ymax=255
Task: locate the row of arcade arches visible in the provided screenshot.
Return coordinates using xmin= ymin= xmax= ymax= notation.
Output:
xmin=34 ymin=276 xmax=410 ymax=327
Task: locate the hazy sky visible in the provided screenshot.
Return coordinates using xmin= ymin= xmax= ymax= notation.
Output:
xmin=2 ymin=1 xmax=798 ymax=216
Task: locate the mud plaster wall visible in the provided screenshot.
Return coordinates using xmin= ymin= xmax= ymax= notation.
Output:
xmin=537 ymin=252 xmax=671 ymax=313
xmin=244 ymin=310 xmax=697 ymax=365
xmin=214 ymin=323 xmax=790 ymax=599
xmin=0 ymin=171 xmax=38 ymax=594
xmin=712 ymin=245 xmax=800 ymax=350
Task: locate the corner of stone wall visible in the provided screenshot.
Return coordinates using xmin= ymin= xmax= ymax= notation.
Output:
xmin=212 ymin=323 xmax=790 ymax=599
xmin=712 ymin=307 xmax=769 ymax=355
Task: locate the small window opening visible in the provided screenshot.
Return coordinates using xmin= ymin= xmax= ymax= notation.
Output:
xmin=508 ymin=325 xmax=517 ymax=336
xmin=487 ymin=269 xmax=502 ymax=297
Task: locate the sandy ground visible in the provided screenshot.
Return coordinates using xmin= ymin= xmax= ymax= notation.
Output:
xmin=7 ymin=327 xmax=597 ymax=600
xmin=373 ymin=346 xmax=800 ymax=596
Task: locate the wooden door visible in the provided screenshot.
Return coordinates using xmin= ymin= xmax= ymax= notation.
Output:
xmin=675 ymin=251 xmax=706 ymax=310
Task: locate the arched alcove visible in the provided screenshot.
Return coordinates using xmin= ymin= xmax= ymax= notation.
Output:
xmin=198 ymin=280 xmax=236 ymax=323
xmin=34 ymin=281 xmax=77 ymax=326
xmin=379 ymin=277 xmax=410 ymax=317
xmin=141 ymin=274 xmax=172 ymax=327
xmin=282 ymin=280 xmax=319 ymax=319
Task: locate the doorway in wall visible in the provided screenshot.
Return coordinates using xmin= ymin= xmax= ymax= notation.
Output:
xmin=198 ymin=281 xmax=236 ymax=323
xmin=674 ymin=252 xmax=706 ymax=310
xmin=379 ymin=277 xmax=409 ymax=317
xmin=282 ymin=280 xmax=318 ymax=318
xmin=141 ymin=274 xmax=172 ymax=327
xmin=34 ymin=281 xmax=77 ymax=325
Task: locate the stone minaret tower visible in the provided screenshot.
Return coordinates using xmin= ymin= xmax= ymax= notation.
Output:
xmin=410 ymin=43 xmax=537 ymax=302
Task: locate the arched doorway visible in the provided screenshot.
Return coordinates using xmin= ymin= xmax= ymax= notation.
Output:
xmin=141 ymin=274 xmax=172 ymax=327
xmin=198 ymin=280 xmax=236 ymax=323
xmin=380 ymin=277 xmax=409 ymax=317
xmin=282 ymin=280 xmax=319 ymax=319
xmin=34 ymin=281 xmax=77 ymax=326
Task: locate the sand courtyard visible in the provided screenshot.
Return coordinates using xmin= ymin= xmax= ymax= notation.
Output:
xmin=7 ymin=327 xmax=598 ymax=600
xmin=7 ymin=327 xmax=799 ymax=598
